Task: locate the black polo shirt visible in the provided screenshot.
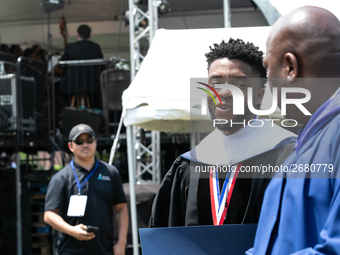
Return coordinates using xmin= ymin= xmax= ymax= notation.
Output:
xmin=45 ymin=158 xmax=127 ymax=255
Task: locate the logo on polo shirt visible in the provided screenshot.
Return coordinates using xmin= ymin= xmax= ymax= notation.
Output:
xmin=97 ymin=173 xmax=111 ymax=181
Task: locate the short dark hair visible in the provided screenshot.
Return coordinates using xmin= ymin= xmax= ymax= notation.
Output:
xmin=77 ymin=24 xmax=91 ymax=39
xmin=22 ymin=48 xmax=34 ymax=58
xmin=205 ymin=38 xmax=267 ymax=80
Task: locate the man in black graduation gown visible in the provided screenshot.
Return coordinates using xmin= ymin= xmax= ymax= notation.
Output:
xmin=149 ymin=38 xmax=297 ymax=227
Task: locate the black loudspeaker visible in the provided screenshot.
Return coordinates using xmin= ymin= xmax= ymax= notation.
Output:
xmin=103 ymin=70 xmax=130 ymax=111
xmin=0 ymin=74 xmax=18 ymax=133
xmin=0 ymin=74 xmax=37 ymax=134
xmin=61 ymin=107 xmax=105 ymax=138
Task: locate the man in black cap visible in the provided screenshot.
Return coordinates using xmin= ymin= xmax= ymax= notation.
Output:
xmin=44 ymin=124 xmax=128 ymax=255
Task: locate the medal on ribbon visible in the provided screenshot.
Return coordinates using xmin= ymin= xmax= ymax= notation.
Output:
xmin=209 ymin=163 xmax=242 ymax=225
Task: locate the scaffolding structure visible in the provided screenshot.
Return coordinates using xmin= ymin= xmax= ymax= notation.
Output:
xmin=126 ymin=1 xmax=162 ymax=254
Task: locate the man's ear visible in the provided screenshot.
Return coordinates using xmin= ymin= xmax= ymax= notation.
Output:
xmin=255 ymin=87 xmax=265 ymax=108
xmin=68 ymin=142 xmax=73 ymax=152
xmin=285 ymin=53 xmax=299 ymax=81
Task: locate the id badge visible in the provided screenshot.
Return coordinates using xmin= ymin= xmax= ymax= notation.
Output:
xmin=67 ymin=195 xmax=88 ymax=217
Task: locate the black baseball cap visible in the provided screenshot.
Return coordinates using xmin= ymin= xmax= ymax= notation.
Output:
xmin=69 ymin=124 xmax=95 ymax=141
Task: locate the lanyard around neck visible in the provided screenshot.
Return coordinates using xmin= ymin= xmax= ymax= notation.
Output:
xmin=71 ymin=159 xmax=99 ymax=195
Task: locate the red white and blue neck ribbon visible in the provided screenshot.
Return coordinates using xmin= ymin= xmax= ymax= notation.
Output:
xmin=209 ymin=163 xmax=242 ymax=225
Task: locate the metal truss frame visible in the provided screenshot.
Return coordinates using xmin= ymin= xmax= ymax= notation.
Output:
xmin=127 ymin=0 xmax=161 ymax=185
xmin=129 ymin=0 xmax=159 ymax=79
xmin=135 ymin=127 xmax=161 ymax=183
xmin=126 ymin=1 xmax=161 ymax=254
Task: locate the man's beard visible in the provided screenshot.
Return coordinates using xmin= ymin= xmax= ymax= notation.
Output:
xmin=209 ymin=107 xmax=254 ymax=133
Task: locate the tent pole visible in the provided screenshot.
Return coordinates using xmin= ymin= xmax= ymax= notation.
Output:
xmin=129 ymin=0 xmax=136 ymax=80
xmin=108 ymin=112 xmax=124 ymax=165
xmin=151 ymin=130 xmax=161 ymax=183
xmin=223 ymin=0 xmax=231 ymax=28
xmin=126 ymin=125 xmax=139 ymax=255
